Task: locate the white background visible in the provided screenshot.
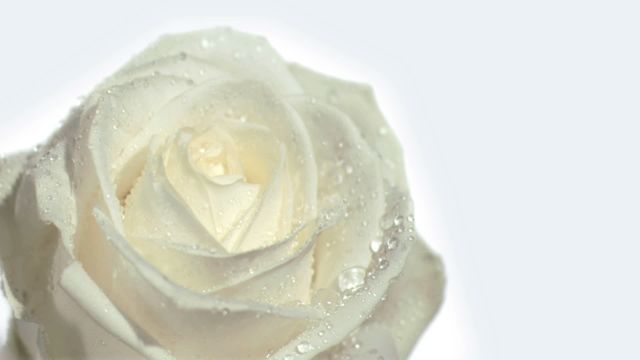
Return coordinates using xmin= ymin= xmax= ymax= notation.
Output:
xmin=1 ymin=1 xmax=640 ymax=359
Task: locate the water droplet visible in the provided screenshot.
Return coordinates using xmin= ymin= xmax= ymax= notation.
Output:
xmin=370 ymin=238 xmax=383 ymax=253
xmin=200 ymin=38 xmax=212 ymax=48
xmin=378 ymin=126 xmax=389 ymax=136
xmin=387 ymin=236 xmax=399 ymax=250
xmin=296 ymin=341 xmax=313 ymax=354
xmin=338 ymin=267 xmax=366 ymax=292
xmin=345 ymin=165 xmax=354 ymax=175
xmin=393 ymin=215 xmax=404 ymax=226
xmin=378 ymin=259 xmax=389 ymax=270
xmin=379 ymin=215 xmax=393 ymax=230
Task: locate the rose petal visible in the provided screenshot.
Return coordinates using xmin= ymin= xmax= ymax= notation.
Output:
xmin=101 ymin=53 xmax=232 ymax=90
xmin=1 ymin=144 xmax=73 ymax=316
xmin=269 ymin=190 xmax=415 ymax=359
xmin=289 ymin=64 xmax=408 ymax=189
xmin=0 ymin=147 xmax=168 ymax=359
xmin=113 ymin=27 xmax=302 ymax=95
xmin=312 ymin=324 xmax=399 ymax=360
xmin=0 ymin=152 xmax=28 ymax=205
xmin=93 ymin=208 xmax=323 ymax=359
xmin=124 ymin=151 xmax=228 ymax=252
xmin=289 ymin=98 xmax=385 ymax=291
xmin=137 ymin=79 xmax=318 ymax=245
xmin=124 ymin=219 xmax=318 ymax=296
xmin=314 ymin=240 xmax=445 ymax=359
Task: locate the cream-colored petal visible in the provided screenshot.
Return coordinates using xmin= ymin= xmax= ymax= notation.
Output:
xmin=161 ymin=127 xmax=263 ymax=247
xmin=100 ymin=53 xmax=232 ymax=90
xmin=85 ymin=75 xmax=196 ymax=232
xmin=143 ymin=79 xmax=318 ymax=243
xmin=123 ymin=220 xmax=317 ymax=296
xmin=268 ymin=190 xmax=417 ymax=360
xmin=288 ymin=64 xmax=408 ymax=190
xmin=312 ymin=324 xmax=399 ymax=360
xmin=58 ymin=262 xmax=173 ymax=359
xmin=289 ymin=98 xmax=385 ymax=291
xmin=112 ymin=27 xmax=303 ymax=94
xmin=7 ymin=254 xmax=171 ymax=360
xmin=314 ymin=240 xmax=445 ymax=359
xmin=6 ymin=320 xmax=47 ymax=360
xmin=214 ymin=234 xmax=315 ymax=305
xmin=232 ymin=142 xmax=291 ymax=252
xmin=124 ymin=151 xmax=228 ymax=252
xmin=0 ymin=152 xmax=28 ymax=205
xmin=0 ymin=148 xmax=168 ymax=358
xmin=92 ymin=209 xmax=321 ymax=359
xmin=0 ymin=143 xmax=74 ymax=318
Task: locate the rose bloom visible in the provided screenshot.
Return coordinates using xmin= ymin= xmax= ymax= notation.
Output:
xmin=0 ymin=28 xmax=444 ymax=359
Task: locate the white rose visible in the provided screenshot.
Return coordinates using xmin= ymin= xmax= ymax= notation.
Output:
xmin=0 ymin=28 xmax=444 ymax=360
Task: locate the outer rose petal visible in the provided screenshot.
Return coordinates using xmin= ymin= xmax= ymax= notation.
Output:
xmin=290 ymin=98 xmax=385 ymax=290
xmin=92 ymin=209 xmax=323 ymax=359
xmin=108 ymin=27 xmax=302 ymax=95
xmin=0 ymin=153 xmax=28 ymax=205
xmin=313 ymin=240 xmax=445 ymax=359
xmin=0 ymin=146 xmax=170 ymax=359
xmin=288 ymin=64 xmax=408 ymax=190
xmin=268 ymin=190 xmax=418 ymax=359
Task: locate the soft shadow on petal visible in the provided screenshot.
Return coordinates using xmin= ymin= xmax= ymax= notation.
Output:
xmin=0 ymin=152 xmax=29 ymax=205
xmin=94 ymin=209 xmax=322 ymax=359
xmin=314 ymin=240 xmax=445 ymax=359
xmin=269 ymin=190 xmax=415 ymax=359
xmin=289 ymin=98 xmax=385 ymax=291
xmin=289 ymin=64 xmax=408 ymax=190
xmin=124 ymin=218 xmax=319 ymax=297
xmin=0 ymin=147 xmax=167 ymax=359
xmin=86 ymin=75 xmax=196 ymax=232
xmin=124 ymin=152 xmax=229 ymax=252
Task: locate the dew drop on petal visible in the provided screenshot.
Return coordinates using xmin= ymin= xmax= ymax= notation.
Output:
xmin=379 ymin=215 xmax=393 ymax=230
xmin=370 ymin=237 xmax=383 ymax=253
xmin=387 ymin=236 xmax=399 ymax=250
xmin=296 ymin=341 xmax=313 ymax=354
xmin=338 ymin=267 xmax=366 ymax=292
xmin=378 ymin=259 xmax=389 ymax=270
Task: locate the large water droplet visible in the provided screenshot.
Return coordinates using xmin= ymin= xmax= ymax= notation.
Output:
xmin=296 ymin=341 xmax=313 ymax=354
xmin=338 ymin=267 xmax=366 ymax=292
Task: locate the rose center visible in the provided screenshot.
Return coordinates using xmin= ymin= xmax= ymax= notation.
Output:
xmin=183 ymin=128 xmax=245 ymax=186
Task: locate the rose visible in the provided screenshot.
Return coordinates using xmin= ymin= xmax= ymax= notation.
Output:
xmin=0 ymin=28 xmax=444 ymax=359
